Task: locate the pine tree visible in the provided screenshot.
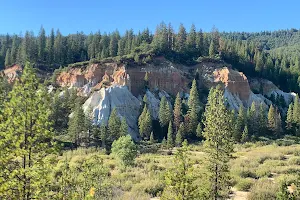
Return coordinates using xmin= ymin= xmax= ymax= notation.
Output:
xmin=276 ymin=113 xmax=283 ymax=137
xmin=286 ymin=103 xmax=294 ymax=131
xmin=120 ymin=118 xmax=129 ymax=136
xmin=68 ymin=99 xmax=86 ymax=148
xmin=109 ymin=33 xmax=118 ymax=57
xmin=241 ymin=125 xmax=249 ymax=143
xmin=188 ymin=79 xmax=200 ymax=110
xmin=176 ymin=123 xmax=184 ymax=147
xmin=186 ymin=79 xmax=200 ymax=135
xmin=161 ymin=137 xmax=167 ymax=147
xmin=167 ymin=23 xmax=175 ymax=50
xmin=196 ymin=122 xmax=202 ymax=138
xmin=161 ymin=140 xmax=198 ymax=200
xmin=268 ymin=104 xmax=276 ymax=133
xmin=248 ymin=102 xmax=258 ymax=137
xmin=268 ymin=104 xmax=282 ymax=137
xmin=234 ymin=105 xmax=245 ymax=142
xmin=293 ymin=94 xmax=300 ymax=125
xmin=173 ymin=92 xmax=183 ymax=131
xmin=196 ymin=29 xmax=204 ymax=55
xmin=100 ymin=123 xmax=108 ymax=149
xmin=143 ymin=94 xmax=148 ymax=105
xmin=117 ymin=39 xmax=125 ymax=56
xmin=84 ymin=109 xmax=93 ymax=146
xmin=187 ymin=24 xmax=197 ymax=55
xmin=0 ymin=76 xmax=11 ymax=112
xmin=167 ymin=121 xmax=174 ymax=149
xmin=258 ymin=103 xmax=267 ymax=136
xmin=139 ymin=104 xmax=147 ymax=129
xmin=38 ymin=26 xmax=46 ymax=62
xmin=152 ymin=22 xmax=168 ymax=53
xmin=159 ymin=96 xmax=172 ymax=128
xmin=255 ymin=51 xmax=264 ymax=74
xmin=10 ymin=35 xmax=19 ymax=63
xmin=108 ymin=108 xmax=121 ymax=144
xmin=54 ymin=29 xmax=64 ymax=65
xmin=139 ymin=109 xmax=152 ymax=139
xmin=209 ymin=40 xmax=215 ymax=58
xmin=0 ymin=63 xmax=56 ymax=199
xmin=46 ymin=28 xmax=55 ymax=64
xmin=150 ymin=132 xmax=155 ymax=144
xmin=203 ymin=86 xmax=233 ymax=199
xmin=176 ymin=23 xmax=187 ymax=53
xmin=4 ymin=48 xmax=12 ymax=66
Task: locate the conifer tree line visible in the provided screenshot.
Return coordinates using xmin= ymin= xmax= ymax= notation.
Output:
xmin=2 ymin=25 xmax=300 ymax=93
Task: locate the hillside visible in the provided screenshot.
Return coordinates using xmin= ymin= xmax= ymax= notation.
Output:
xmin=2 ymin=25 xmax=300 ymax=200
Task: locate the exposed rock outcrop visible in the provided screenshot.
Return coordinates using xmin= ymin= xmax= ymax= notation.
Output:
xmin=56 ymin=58 xmax=191 ymax=97
xmin=249 ymin=78 xmax=295 ymax=105
xmin=211 ymin=67 xmax=267 ymax=109
xmin=144 ymin=90 xmax=160 ymax=119
xmin=213 ymin=68 xmax=250 ymax=101
xmin=3 ymin=64 xmax=22 ymax=83
xmin=82 ymin=86 xmax=140 ymax=140
xmin=56 ymin=57 xmax=296 ymax=116
xmin=56 ymin=63 xmax=129 ymax=96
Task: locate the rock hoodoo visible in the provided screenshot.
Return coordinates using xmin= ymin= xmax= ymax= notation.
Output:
xmin=213 ymin=68 xmax=250 ymax=101
xmin=82 ymin=86 xmax=140 ymax=140
xmin=212 ymin=67 xmax=267 ymax=109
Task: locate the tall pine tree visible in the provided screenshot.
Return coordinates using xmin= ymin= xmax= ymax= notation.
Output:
xmin=0 ymin=63 xmax=56 ymax=199
xmin=203 ymin=86 xmax=233 ymax=199
xmin=173 ymin=92 xmax=183 ymax=131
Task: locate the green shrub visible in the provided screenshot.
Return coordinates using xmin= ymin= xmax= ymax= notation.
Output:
xmin=288 ymin=156 xmax=300 ymax=165
xmin=275 ymin=139 xmax=296 ymax=146
xmin=294 ymin=149 xmax=300 ymax=156
xmin=235 ymin=178 xmax=255 ymax=191
xmin=255 ymin=167 xmax=272 ymax=178
xmin=131 ymin=179 xmax=164 ymax=197
xmin=111 ymin=135 xmax=138 ymax=167
xmin=248 ymin=179 xmax=279 ymax=200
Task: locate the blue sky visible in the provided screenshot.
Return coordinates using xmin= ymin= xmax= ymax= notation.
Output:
xmin=0 ymin=0 xmax=299 ymax=35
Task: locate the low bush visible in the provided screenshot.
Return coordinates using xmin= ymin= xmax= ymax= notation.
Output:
xmin=131 ymin=179 xmax=164 ymax=197
xmin=235 ymin=178 xmax=255 ymax=191
xmin=275 ymin=139 xmax=296 ymax=146
xmin=288 ymin=156 xmax=300 ymax=165
xmin=248 ymin=179 xmax=279 ymax=200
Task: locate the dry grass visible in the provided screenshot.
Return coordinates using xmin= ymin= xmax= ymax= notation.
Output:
xmin=57 ymin=142 xmax=300 ymax=199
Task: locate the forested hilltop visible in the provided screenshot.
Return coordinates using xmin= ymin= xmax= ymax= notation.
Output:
xmin=2 ymin=23 xmax=300 ymax=199
xmin=1 ymin=23 xmax=300 ymax=92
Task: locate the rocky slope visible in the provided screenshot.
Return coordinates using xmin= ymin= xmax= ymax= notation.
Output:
xmin=82 ymin=86 xmax=141 ymax=140
xmin=249 ymin=78 xmax=295 ymax=104
xmin=3 ymin=58 xmax=296 ymax=137
xmin=54 ymin=57 xmax=295 ymax=121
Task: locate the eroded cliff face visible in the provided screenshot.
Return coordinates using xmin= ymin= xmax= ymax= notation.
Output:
xmin=213 ymin=68 xmax=250 ymax=101
xmin=82 ymin=86 xmax=141 ymax=140
xmin=56 ymin=58 xmax=190 ymax=97
xmin=55 ymin=57 xmax=296 ymax=116
xmin=208 ymin=67 xmax=268 ymax=109
xmin=56 ymin=63 xmax=129 ymax=95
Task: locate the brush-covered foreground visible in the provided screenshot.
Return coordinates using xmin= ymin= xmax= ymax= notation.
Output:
xmin=55 ymin=139 xmax=300 ymax=200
